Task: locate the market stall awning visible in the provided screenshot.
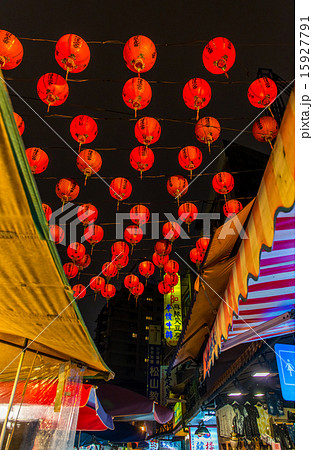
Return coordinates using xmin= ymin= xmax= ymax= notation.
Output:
xmin=74 ymin=423 xmax=146 ymax=447
xmin=0 ymin=71 xmax=114 ymax=379
xmin=203 ymin=90 xmax=295 ymax=377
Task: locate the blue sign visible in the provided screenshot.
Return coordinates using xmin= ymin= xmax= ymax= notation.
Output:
xmin=275 ymin=343 xmax=295 ymax=401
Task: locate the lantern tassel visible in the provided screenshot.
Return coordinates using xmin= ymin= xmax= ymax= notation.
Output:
xmin=106 ymin=300 xmax=109 ymax=308
xmin=224 ymin=194 xmax=227 ymax=203
xmin=78 ymin=271 xmax=81 ymax=280
xmin=196 ymin=108 xmax=199 ymax=121
xmin=267 ymin=138 xmax=274 ymax=151
xmin=136 ymin=297 xmax=138 ymax=307
xmin=134 ymin=108 xmax=137 ymax=119
xmin=128 ymin=291 xmax=131 ymax=301
xmin=268 ymin=106 xmax=275 ymax=119
xmin=84 ymin=174 xmax=88 ymax=186
xmin=145 ymin=278 xmax=148 ymax=287
xmin=78 ymin=143 xmax=81 ymax=153
xmin=208 ymin=141 xmax=211 ymax=153
xmin=94 ymin=292 xmax=97 ymax=301
xmin=189 ymin=170 xmax=193 ymax=180
xmin=140 ymin=170 xmax=143 ymax=180
xmin=117 ymin=200 xmax=120 ymax=211
xmin=91 ymin=244 xmax=94 ymax=255
xmin=188 ymin=223 xmax=190 ymax=233
xmin=224 ymin=71 xmax=229 ymax=80
xmin=131 ymin=244 xmax=134 ymax=255
xmin=47 ymin=103 xmax=51 ymax=113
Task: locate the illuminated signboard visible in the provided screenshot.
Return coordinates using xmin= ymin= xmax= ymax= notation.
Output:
xmin=189 ymin=426 xmax=219 ymax=450
xmin=173 ymin=401 xmax=182 ymax=427
xmin=164 ymin=275 xmax=182 ymax=346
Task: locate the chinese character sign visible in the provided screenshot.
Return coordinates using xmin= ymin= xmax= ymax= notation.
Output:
xmin=160 ymin=365 xmax=172 ymax=405
xmin=147 ymin=340 xmax=161 ymax=403
xmin=164 ymin=275 xmax=182 ymax=346
xmin=189 ymin=426 xmax=219 ymax=450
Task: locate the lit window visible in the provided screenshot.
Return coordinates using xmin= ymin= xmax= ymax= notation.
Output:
xmin=145 ymin=326 xmax=149 ymax=330
xmin=132 ymin=333 xmax=137 ymax=338
xmin=146 ymin=297 xmax=153 ymax=302
xmin=144 ymin=358 xmax=149 ymax=363
xmin=145 ymin=316 xmax=152 ymax=320
xmin=145 ymin=336 xmax=149 ymax=340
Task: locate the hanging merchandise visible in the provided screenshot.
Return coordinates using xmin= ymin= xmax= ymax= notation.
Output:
xmin=123 ymin=35 xmax=157 ymax=76
xmin=223 ymin=199 xmax=243 ymax=217
xmin=25 ymin=147 xmax=49 ymax=174
xmin=183 ymin=78 xmax=212 ymax=120
xmin=111 ymin=241 xmax=130 ymax=260
xmin=178 ymin=202 xmax=198 ymax=232
xmin=162 ymin=221 xmax=181 ymax=243
xmin=122 ymin=77 xmax=152 ymax=117
xmin=164 ymin=272 xmax=179 ymax=287
xmin=55 ymin=34 xmax=90 ymax=79
xmin=152 ymin=252 xmax=169 ymax=275
xmin=158 ymin=280 xmax=172 ymax=295
xmin=167 ymin=175 xmax=188 ymax=205
xmin=247 ymin=77 xmax=278 ymax=117
xmin=164 ymin=259 xmax=179 ymax=274
xmin=196 ymin=237 xmax=210 ymax=255
xmin=189 ymin=247 xmax=204 ymax=269
xmin=101 ymin=283 xmax=116 ymax=305
xmin=13 ymin=112 xmax=25 ymax=136
xmin=76 ymin=149 xmax=102 ymax=185
xmin=49 ymin=224 xmax=64 ymax=244
xmin=130 ymin=204 xmax=150 ymax=226
xmin=42 ymin=203 xmax=52 ymax=222
xmin=75 ymin=253 xmax=91 ymax=279
xmin=102 ymin=261 xmax=118 ymax=282
xmin=212 ymin=171 xmax=234 ymax=201
xmin=178 ymin=146 xmax=202 ymax=179
xmin=90 ymin=276 xmax=105 ymax=300
xmin=110 ymin=177 xmax=132 ymax=210
xmin=0 ymin=30 xmax=23 ymax=70
xmin=129 ymin=145 xmax=154 ymax=178
xmin=63 ymin=262 xmax=78 ymax=279
xmin=55 ymin=178 xmax=80 ymax=208
xmin=67 ymin=242 xmax=86 ymax=263
xmin=130 ymin=282 xmax=144 ymax=306
xmin=37 ymin=73 xmax=69 ymax=112
xmin=154 ymin=239 xmax=172 ymax=256
xmin=252 ymin=116 xmax=279 ymax=150
xmin=195 ymin=116 xmax=221 ymax=152
xmin=202 ymin=37 xmax=236 ymax=77
xmin=77 ymin=203 xmax=98 ymax=227
xmin=138 ymin=260 xmax=155 ymax=285
xmin=134 ymin=116 xmax=161 ymax=147
xmin=70 ymin=115 xmax=98 ymax=150
xmin=72 ymin=284 xmax=86 ymax=300
xmin=84 ymin=224 xmax=104 ymax=254
xmin=124 ymin=224 xmax=143 ymax=253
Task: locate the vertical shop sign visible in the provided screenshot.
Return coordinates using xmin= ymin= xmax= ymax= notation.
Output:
xmin=160 ymin=365 xmax=172 ymax=405
xmin=147 ymin=325 xmax=161 ymax=402
xmin=189 ymin=426 xmax=219 ymax=450
xmin=274 ymin=343 xmax=295 ymax=401
xmin=164 ymin=275 xmax=182 ymax=346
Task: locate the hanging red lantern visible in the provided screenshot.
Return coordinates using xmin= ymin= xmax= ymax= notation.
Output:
xmin=76 ymin=149 xmax=102 ymax=185
xmin=13 ymin=112 xmax=25 ymax=136
xmin=110 ymin=177 xmax=132 ymax=210
xmin=158 ymin=280 xmax=172 ymax=295
xmin=124 ymin=274 xmax=139 ymax=290
xmin=56 ymin=178 xmax=80 ymax=207
xmin=124 ymin=225 xmax=143 ymax=254
xmin=196 ymin=237 xmax=211 ymax=255
xmin=111 ymin=241 xmax=130 ymax=261
xmin=134 ymin=117 xmax=161 ymax=147
xmin=167 ymin=175 xmax=188 ymax=205
xmin=164 ymin=272 xmax=179 ymax=287
xmin=90 ymin=276 xmax=105 ymax=299
xmin=101 ymin=283 xmax=116 ymax=303
xmin=102 ymin=261 xmax=118 ymax=282
xmin=202 ymin=37 xmax=236 ymax=77
xmin=37 ymin=73 xmax=69 ymax=112
xmin=123 ymin=35 xmax=157 ymax=76
xmin=130 ymin=204 xmax=150 ymax=226
xmin=223 ymin=199 xmax=243 ymax=218
xmin=25 ymin=147 xmax=49 ymax=174
xmin=63 ymin=262 xmax=78 ymax=279
xmin=131 ymin=282 xmax=144 ymax=306
xmin=178 ymin=146 xmax=202 ymax=179
xmin=67 ymin=242 xmax=86 ymax=263
xmin=195 ymin=116 xmax=221 ymax=152
xmin=75 ymin=253 xmax=91 ymax=279
xmin=55 ymin=34 xmax=90 ymax=79
xmin=130 ymin=146 xmax=154 ymax=179
xmin=139 ymin=260 xmax=155 ymax=285
xmin=164 ymin=260 xmax=179 ymax=275
xmin=84 ymin=224 xmax=104 ymax=254
xmin=247 ymin=77 xmax=278 ymax=117
xmin=72 ymin=284 xmax=87 ymax=300
xmin=212 ymin=172 xmax=234 ymax=200
xmin=178 ymin=202 xmax=198 ymax=232
xmin=153 ymin=252 xmax=169 ymax=275
xmin=162 ymin=222 xmax=181 ymax=243
xmin=49 ymin=224 xmax=64 ymax=244
xmin=183 ymin=78 xmax=212 ymax=120
xmin=154 ymin=239 xmax=172 ymax=256
xmin=190 ymin=248 xmax=204 ymax=269
xmin=42 ymin=203 xmax=52 ymax=222
xmin=122 ymin=77 xmax=152 ymax=117
xmin=70 ymin=115 xmax=98 ymax=150
xmin=252 ymin=116 xmax=279 ymax=151
xmin=112 ymin=254 xmax=129 ymax=278
xmin=0 ymin=30 xmax=23 ymax=70
xmin=77 ymin=203 xmax=98 ymax=227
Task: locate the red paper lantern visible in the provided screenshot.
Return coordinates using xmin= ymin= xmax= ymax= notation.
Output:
xmin=123 ymin=35 xmax=157 ymax=75
xmin=164 ymin=273 xmax=179 ymax=287
xmin=70 ymin=115 xmax=98 ymax=149
xmin=63 ymin=262 xmax=78 ymax=279
xmin=75 ymin=254 xmax=91 ymax=278
xmin=153 ymin=253 xmax=169 ymax=274
xmin=223 ymin=199 xmax=243 ymax=218
xmin=110 ymin=177 xmax=132 ymax=209
xmin=167 ymin=175 xmax=188 ymax=205
xmin=178 ymin=202 xmax=198 ymax=232
xmin=72 ymin=284 xmax=86 ymax=300
xmin=164 ymin=260 xmax=179 ymax=274
xmin=122 ymin=77 xmax=152 ymax=117
xmin=248 ymin=77 xmax=278 ymax=110
xmin=178 ymin=146 xmax=202 ymax=179
xmin=111 ymin=241 xmax=130 ymax=261
xmin=134 ymin=117 xmax=161 ymax=147
xmin=25 ymin=147 xmax=49 ymax=174
xmin=49 ymin=225 xmax=64 ymax=244
xmin=112 ymin=254 xmax=129 ymax=277
xmin=183 ymin=78 xmax=212 ymax=120
xmin=0 ymin=30 xmax=23 ymax=70
xmin=195 ymin=116 xmax=221 ymax=151
xmin=37 ymin=73 xmax=69 ymax=112
xmin=42 ymin=203 xmax=52 ymax=222
xmin=55 ymin=34 xmax=90 ymax=79
xmin=56 ymin=178 xmax=80 ymax=207
xmin=252 ymin=116 xmax=279 ymax=151
xmin=77 ymin=149 xmax=102 ymax=185
xmin=162 ymin=222 xmax=181 ymax=242
xmin=212 ymin=172 xmax=234 ymax=197
xmin=196 ymin=237 xmax=211 ymax=255
xmin=130 ymin=146 xmax=154 ymax=178
xmin=131 ymin=282 xmax=144 ymax=305
xmin=154 ymin=239 xmax=172 ymax=256
xmin=158 ymin=281 xmax=172 ymax=295
xmin=139 ymin=261 xmax=155 ymax=285
xmin=130 ymin=204 xmax=150 ymax=226
xmin=124 ymin=225 xmax=143 ymax=253
xmin=77 ymin=203 xmax=98 ymax=227
xmin=102 ymin=261 xmax=118 ymax=282
xmin=190 ymin=248 xmax=204 ymax=269
xmin=124 ymin=274 xmax=139 ymax=290
xmin=101 ymin=283 xmax=116 ymax=302
xmin=13 ymin=112 xmax=25 ymax=136
xmin=90 ymin=276 xmax=105 ymax=298
xmin=67 ymin=242 xmax=86 ymax=262
xmin=84 ymin=224 xmax=104 ymax=253
xmin=202 ymin=37 xmax=236 ymax=76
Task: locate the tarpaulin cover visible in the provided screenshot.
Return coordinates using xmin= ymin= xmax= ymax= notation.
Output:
xmin=0 ymin=71 xmax=113 ymax=379
xmin=74 ymin=422 xmax=146 ymax=446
